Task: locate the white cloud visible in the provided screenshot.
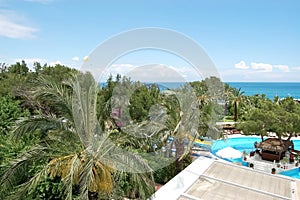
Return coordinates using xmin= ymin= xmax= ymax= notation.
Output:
xmin=235 ymin=61 xmax=293 ymax=73
xmin=12 ymin=58 xmax=83 ymax=71
xmin=14 ymin=58 xmax=66 ymax=67
xmin=88 ymin=63 xmax=203 ymax=82
xmin=0 ymin=10 xmax=38 ymax=39
xmin=110 ymin=63 xmax=137 ymax=74
xmin=49 ymin=60 xmax=62 ymax=66
xmin=223 ymin=62 xmax=300 ymax=81
xmin=125 ymin=64 xmax=188 ymax=82
xmin=15 ymin=58 xmax=46 ymax=64
xmin=14 ymin=58 xmax=47 ymax=71
xmin=97 ymin=63 xmax=203 ymax=82
xmin=234 ymin=61 xmax=273 ymax=72
xmin=250 ymin=62 xmax=273 ymax=72
xmin=274 ymin=65 xmax=289 ymax=72
xmin=234 ymin=61 xmax=291 ymax=73
xmin=234 ymin=61 xmax=249 ymax=69
xmin=292 ymin=67 xmax=300 ymax=71
xmin=72 ymin=56 xmax=79 ymax=61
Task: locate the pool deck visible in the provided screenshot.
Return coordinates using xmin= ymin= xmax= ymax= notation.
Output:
xmin=244 ymin=153 xmax=299 ymax=174
xmin=194 ymin=149 xmax=299 ymax=174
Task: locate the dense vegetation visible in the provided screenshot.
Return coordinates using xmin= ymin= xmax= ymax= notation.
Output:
xmin=1 ymin=61 xmax=300 ymax=199
xmin=0 ymin=61 xmax=223 ymax=199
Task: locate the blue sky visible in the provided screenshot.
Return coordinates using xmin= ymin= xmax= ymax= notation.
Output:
xmin=0 ymin=0 xmax=300 ymax=82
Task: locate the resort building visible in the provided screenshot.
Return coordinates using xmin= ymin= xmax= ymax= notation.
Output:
xmin=152 ymin=157 xmax=300 ymax=200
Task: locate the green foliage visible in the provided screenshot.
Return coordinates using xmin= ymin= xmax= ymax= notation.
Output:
xmin=0 ymin=130 xmax=45 ymax=200
xmin=238 ymin=95 xmax=300 ymax=141
xmin=111 ymin=171 xmax=155 ymax=199
xmin=190 ymin=78 xmax=224 ymax=138
xmin=152 ymin=154 xmax=192 ymax=184
xmin=0 ymin=96 xmax=30 ymax=135
xmin=229 ymin=88 xmax=245 ymax=122
xmin=129 ymin=83 xmax=160 ymax=122
xmin=26 ymin=176 xmax=64 ymax=200
xmin=0 ymin=69 xmax=28 ymax=97
xmin=37 ymin=64 xmax=78 ymax=83
xmin=0 ymin=72 xmax=155 ymax=200
xmin=10 ymin=63 xmax=300 ymax=199
xmin=97 ymin=74 xmax=123 ymax=128
xmin=8 ymin=61 xmax=29 ymax=76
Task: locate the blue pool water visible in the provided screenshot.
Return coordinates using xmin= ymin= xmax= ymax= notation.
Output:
xmin=211 ymin=137 xmax=261 ymax=154
xmin=211 ymin=137 xmax=300 ymax=178
xmin=211 ymin=137 xmax=261 ymax=166
xmin=280 ymin=168 xmax=300 ymax=179
xmin=211 ymin=137 xmax=300 ymax=155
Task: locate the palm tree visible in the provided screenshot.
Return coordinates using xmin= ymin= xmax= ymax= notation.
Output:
xmin=0 ymin=72 xmax=154 ymax=199
xmin=161 ymin=84 xmax=200 ymax=173
xmin=230 ymin=88 xmax=245 ymax=122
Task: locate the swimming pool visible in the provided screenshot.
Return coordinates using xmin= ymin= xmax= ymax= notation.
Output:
xmin=211 ymin=137 xmax=300 ymax=155
xmin=211 ymin=137 xmax=261 ymax=154
xmin=210 ymin=137 xmax=300 ymax=178
xmin=280 ymin=168 xmax=300 ymax=179
xmin=210 ymin=137 xmax=261 ymax=165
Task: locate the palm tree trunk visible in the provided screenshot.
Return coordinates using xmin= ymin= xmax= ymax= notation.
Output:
xmin=260 ymin=134 xmax=264 ymax=142
xmin=234 ymin=102 xmax=238 ymax=122
xmin=174 ymin=138 xmax=185 ymax=174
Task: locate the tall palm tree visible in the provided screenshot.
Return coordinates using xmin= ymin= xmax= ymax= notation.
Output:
xmin=0 ymin=72 xmax=154 ymax=199
xmin=161 ymin=84 xmax=200 ymax=173
xmin=231 ymin=88 xmax=245 ymax=122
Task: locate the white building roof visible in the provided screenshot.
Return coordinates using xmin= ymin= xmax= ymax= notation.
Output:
xmin=152 ymin=157 xmax=299 ymax=200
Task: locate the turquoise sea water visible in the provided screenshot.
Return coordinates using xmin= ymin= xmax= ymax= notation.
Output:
xmin=150 ymin=82 xmax=300 ymax=100
xmin=100 ymin=82 xmax=300 ymax=99
xmin=227 ymin=82 xmax=300 ymax=99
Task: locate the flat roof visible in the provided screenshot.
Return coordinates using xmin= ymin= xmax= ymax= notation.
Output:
xmin=152 ymin=157 xmax=299 ymax=200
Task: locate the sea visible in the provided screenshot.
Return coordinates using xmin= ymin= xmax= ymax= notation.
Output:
xmin=226 ymin=82 xmax=300 ymax=100
xmin=101 ymin=82 xmax=300 ymax=100
xmin=157 ymin=82 xmax=300 ymax=100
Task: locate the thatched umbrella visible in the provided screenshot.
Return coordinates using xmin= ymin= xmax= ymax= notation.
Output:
xmin=255 ymin=138 xmax=293 ymax=153
xmin=254 ymin=138 xmax=294 ymax=161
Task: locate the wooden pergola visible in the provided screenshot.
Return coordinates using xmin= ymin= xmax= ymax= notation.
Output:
xmin=254 ymin=138 xmax=294 ymax=162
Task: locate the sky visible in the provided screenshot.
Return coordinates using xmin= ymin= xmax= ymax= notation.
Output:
xmin=0 ymin=0 xmax=300 ymax=82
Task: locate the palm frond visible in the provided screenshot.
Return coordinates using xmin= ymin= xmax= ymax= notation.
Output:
xmin=8 ymin=167 xmax=48 ymax=200
xmin=32 ymin=76 xmax=73 ymax=119
xmin=0 ymin=145 xmax=48 ymax=199
xmin=62 ymin=154 xmax=81 ymax=200
xmin=47 ymin=154 xmax=78 ymax=178
xmin=71 ymin=72 xmax=99 ymax=148
xmin=90 ymin=160 xmax=113 ymax=194
xmin=12 ymin=114 xmax=72 ymax=140
xmin=113 ymin=170 xmax=155 ymax=199
xmin=78 ymin=154 xmax=95 ymax=199
xmin=47 ymin=153 xmax=81 ymax=200
xmin=101 ymin=145 xmax=152 ymax=174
